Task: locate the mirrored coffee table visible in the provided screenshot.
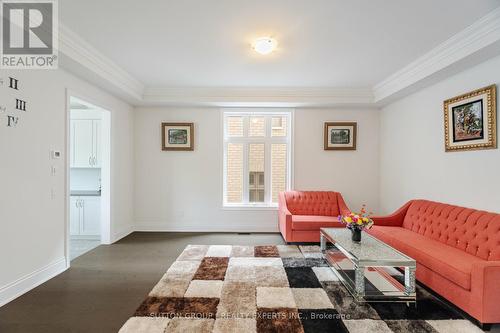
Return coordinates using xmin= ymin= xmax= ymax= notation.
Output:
xmin=320 ymin=228 xmax=416 ymax=304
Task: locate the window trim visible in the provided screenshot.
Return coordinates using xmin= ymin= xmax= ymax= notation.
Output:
xmin=271 ymin=117 xmax=284 ymax=130
xmin=222 ymin=109 xmax=293 ymax=208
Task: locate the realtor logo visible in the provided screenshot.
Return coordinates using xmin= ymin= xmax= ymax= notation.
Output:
xmin=1 ymin=0 xmax=58 ymax=69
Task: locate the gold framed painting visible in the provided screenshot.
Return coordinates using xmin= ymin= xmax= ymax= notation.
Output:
xmin=161 ymin=122 xmax=194 ymax=151
xmin=444 ymin=85 xmax=497 ymax=152
xmin=324 ymin=122 xmax=357 ymax=150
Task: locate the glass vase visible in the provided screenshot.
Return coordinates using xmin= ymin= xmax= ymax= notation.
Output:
xmin=351 ymin=228 xmax=362 ymax=242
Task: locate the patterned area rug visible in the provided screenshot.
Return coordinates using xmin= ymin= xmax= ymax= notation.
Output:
xmin=119 ymin=245 xmax=483 ymax=333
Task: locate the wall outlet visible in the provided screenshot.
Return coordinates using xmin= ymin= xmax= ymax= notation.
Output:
xmin=51 ymin=150 xmax=61 ymax=159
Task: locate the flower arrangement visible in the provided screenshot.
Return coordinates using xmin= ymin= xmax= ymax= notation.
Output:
xmin=338 ymin=205 xmax=374 ymax=230
xmin=338 ymin=205 xmax=374 ymax=242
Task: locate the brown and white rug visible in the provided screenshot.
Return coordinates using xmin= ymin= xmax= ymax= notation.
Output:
xmin=119 ymin=245 xmax=483 ymax=333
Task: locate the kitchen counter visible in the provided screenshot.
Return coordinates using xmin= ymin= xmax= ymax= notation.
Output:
xmin=70 ymin=190 xmax=101 ymax=197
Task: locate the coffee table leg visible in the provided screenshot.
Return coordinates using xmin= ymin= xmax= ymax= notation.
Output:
xmin=404 ymin=267 xmax=416 ymax=295
xmin=354 ymin=266 xmax=365 ymax=299
xmin=320 ymin=233 xmax=326 ymax=251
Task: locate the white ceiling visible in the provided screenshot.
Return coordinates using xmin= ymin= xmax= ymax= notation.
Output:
xmin=60 ymin=0 xmax=499 ymax=90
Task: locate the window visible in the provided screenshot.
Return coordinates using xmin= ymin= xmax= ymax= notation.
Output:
xmin=249 ymin=171 xmax=264 ymax=202
xmin=223 ymin=110 xmax=292 ymax=207
xmin=271 ymin=117 xmax=284 ymax=130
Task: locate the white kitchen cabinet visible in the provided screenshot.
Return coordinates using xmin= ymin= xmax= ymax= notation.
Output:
xmin=81 ymin=196 xmax=100 ymax=235
xmin=92 ymin=120 xmax=101 ymax=167
xmin=70 ymin=196 xmax=100 ymax=237
xmin=70 ymin=197 xmax=80 ymax=235
xmin=71 ymin=119 xmax=101 ymax=168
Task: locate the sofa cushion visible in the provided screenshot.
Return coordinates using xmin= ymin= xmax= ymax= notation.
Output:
xmin=402 ymin=200 xmax=500 ymax=261
xmin=284 ymin=191 xmax=340 ymax=216
xmin=369 ymin=226 xmax=485 ymax=290
xmin=291 ymin=215 xmax=344 ymax=231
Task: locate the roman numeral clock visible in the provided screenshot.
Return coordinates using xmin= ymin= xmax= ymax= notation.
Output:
xmin=0 ymin=76 xmax=28 ymax=127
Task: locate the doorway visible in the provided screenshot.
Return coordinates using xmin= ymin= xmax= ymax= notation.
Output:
xmin=67 ymin=95 xmax=111 ymax=261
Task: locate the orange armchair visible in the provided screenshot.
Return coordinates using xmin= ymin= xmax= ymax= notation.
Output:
xmin=278 ymin=191 xmax=350 ymax=243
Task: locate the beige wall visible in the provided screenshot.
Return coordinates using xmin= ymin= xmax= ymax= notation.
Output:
xmin=379 ymin=55 xmax=500 ymax=214
xmin=134 ymin=107 xmax=278 ymax=232
xmin=133 ymin=107 xmax=380 ymax=232
xmin=293 ymin=108 xmax=380 ymax=213
xmin=0 ymin=68 xmax=135 ymax=306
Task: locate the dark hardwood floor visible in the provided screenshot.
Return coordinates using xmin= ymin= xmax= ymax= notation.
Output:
xmin=0 ymin=232 xmax=284 ymax=333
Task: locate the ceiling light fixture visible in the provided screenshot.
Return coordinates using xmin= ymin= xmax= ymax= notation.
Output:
xmin=253 ymin=37 xmax=277 ymax=55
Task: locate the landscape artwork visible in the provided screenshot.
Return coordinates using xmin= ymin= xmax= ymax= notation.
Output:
xmin=330 ymin=129 xmax=351 ymax=144
xmin=168 ymin=129 xmax=188 ymax=144
xmin=324 ymin=122 xmax=357 ymax=150
xmin=161 ymin=122 xmax=194 ymax=151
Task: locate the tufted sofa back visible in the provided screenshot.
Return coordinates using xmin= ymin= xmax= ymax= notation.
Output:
xmin=284 ymin=191 xmax=340 ymax=217
xmin=402 ymin=200 xmax=500 ymax=261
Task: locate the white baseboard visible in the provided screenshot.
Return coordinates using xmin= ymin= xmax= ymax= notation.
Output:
xmin=134 ymin=223 xmax=279 ymax=233
xmin=111 ymin=225 xmax=134 ymax=243
xmin=0 ymin=227 xmax=278 ymax=308
xmin=0 ymin=257 xmax=67 ymax=308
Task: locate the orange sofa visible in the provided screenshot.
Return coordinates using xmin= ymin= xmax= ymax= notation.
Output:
xmin=278 ymin=191 xmax=350 ymax=243
xmin=368 ymin=199 xmax=500 ymax=326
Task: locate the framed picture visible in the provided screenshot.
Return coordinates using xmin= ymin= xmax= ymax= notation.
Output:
xmin=161 ymin=122 xmax=194 ymax=151
xmin=444 ymin=85 xmax=496 ymax=152
xmin=324 ymin=122 xmax=357 ymax=150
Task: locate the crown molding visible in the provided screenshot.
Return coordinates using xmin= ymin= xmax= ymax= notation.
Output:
xmin=142 ymin=87 xmax=375 ymax=107
xmin=56 ymin=8 xmax=500 ymax=108
xmin=57 ymin=25 xmax=374 ymax=107
xmin=58 ymin=24 xmax=145 ymax=101
xmin=373 ymin=6 xmax=500 ymax=104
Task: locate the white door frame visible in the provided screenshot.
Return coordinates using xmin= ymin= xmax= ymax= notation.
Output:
xmin=65 ymin=89 xmax=112 ymax=267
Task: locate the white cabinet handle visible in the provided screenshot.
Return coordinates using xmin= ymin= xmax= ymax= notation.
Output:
xmin=89 ymin=156 xmax=92 ymax=166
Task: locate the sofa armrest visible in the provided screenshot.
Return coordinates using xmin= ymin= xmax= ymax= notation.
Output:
xmin=336 ymin=192 xmax=351 ymax=216
xmin=278 ymin=192 xmax=292 ymax=215
xmin=371 ymin=201 xmax=412 ymax=227
xmin=471 ymin=261 xmax=500 ymax=323
xmin=278 ymin=192 xmax=293 ymax=241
